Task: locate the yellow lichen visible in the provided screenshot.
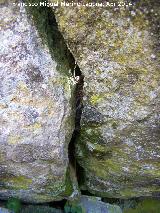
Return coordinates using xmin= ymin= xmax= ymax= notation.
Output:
xmin=17 ymin=81 xmax=30 ymax=94
xmin=8 ymin=135 xmax=22 ymax=145
xmin=4 ymin=176 xmax=32 ymax=190
xmin=25 ymin=122 xmax=42 ymax=131
xmin=90 ymin=94 xmax=103 ymax=105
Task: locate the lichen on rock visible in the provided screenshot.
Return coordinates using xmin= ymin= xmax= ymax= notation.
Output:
xmin=51 ymin=0 xmax=160 ymax=198
xmin=0 ymin=0 xmax=77 ymax=202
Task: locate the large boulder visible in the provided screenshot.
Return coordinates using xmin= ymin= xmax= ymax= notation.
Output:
xmin=0 ymin=1 xmax=76 ymax=202
xmin=52 ymin=0 xmax=160 ymax=198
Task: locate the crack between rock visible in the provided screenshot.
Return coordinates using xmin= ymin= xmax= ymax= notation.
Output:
xmin=68 ymin=65 xmax=84 ymax=196
xmin=25 ymin=0 xmax=85 ymax=198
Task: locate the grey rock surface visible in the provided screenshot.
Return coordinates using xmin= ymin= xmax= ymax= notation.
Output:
xmin=0 ymin=1 xmax=76 ymax=202
xmin=52 ymin=0 xmax=160 ymax=198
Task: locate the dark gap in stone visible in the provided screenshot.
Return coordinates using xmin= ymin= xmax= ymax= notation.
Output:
xmin=74 ymin=65 xmax=82 ymax=77
xmin=80 ymin=190 xmax=94 ymax=197
xmin=68 ymin=66 xmax=85 ymax=187
xmin=0 ymin=198 xmax=67 ymax=211
xmin=76 ymin=163 xmax=86 ymax=190
xmin=22 ymin=199 xmax=67 ymax=209
xmin=47 ymin=199 xmax=67 ymax=209
xmin=25 ymin=0 xmax=86 ymax=202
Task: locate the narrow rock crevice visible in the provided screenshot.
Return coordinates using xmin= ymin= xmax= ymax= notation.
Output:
xmin=26 ymin=0 xmax=85 ymax=195
xmin=68 ymin=65 xmax=84 ymax=181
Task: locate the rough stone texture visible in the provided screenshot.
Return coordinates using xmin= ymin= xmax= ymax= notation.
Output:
xmin=0 ymin=1 xmax=76 ymax=203
xmin=52 ymin=0 xmax=160 ymax=198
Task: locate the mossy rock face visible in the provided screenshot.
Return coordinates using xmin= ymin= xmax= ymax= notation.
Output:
xmin=0 ymin=1 xmax=77 ymax=202
xmin=51 ymin=0 xmax=160 ymax=198
xmin=123 ymin=199 xmax=160 ymax=213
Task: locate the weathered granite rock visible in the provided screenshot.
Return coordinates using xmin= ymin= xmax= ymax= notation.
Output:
xmin=0 ymin=1 xmax=76 ymax=202
xmin=52 ymin=0 xmax=160 ymax=198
